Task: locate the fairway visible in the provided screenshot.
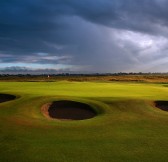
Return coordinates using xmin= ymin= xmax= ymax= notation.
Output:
xmin=1 ymin=81 xmax=168 ymax=162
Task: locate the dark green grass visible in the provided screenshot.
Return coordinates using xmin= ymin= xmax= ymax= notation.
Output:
xmin=0 ymin=82 xmax=168 ymax=161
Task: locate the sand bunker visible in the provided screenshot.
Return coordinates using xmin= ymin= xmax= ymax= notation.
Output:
xmin=42 ymin=100 xmax=97 ymax=120
xmin=155 ymin=101 xmax=168 ymax=111
xmin=0 ymin=94 xmax=16 ymax=103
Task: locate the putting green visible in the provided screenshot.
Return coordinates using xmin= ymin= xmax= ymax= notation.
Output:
xmin=0 ymin=81 xmax=168 ymax=162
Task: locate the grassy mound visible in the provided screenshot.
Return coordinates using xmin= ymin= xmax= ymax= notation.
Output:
xmin=0 ymin=81 xmax=168 ymax=162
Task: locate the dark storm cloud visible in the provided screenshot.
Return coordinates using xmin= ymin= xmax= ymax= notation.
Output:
xmin=0 ymin=0 xmax=168 ymax=73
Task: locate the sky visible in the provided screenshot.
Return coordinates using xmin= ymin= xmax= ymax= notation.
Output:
xmin=0 ymin=0 xmax=168 ymax=74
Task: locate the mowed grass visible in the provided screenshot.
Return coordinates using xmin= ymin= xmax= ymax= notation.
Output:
xmin=0 ymin=81 xmax=168 ymax=162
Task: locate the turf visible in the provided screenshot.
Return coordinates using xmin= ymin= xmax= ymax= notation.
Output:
xmin=0 ymin=81 xmax=168 ymax=162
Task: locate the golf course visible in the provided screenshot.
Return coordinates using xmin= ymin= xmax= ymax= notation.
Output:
xmin=1 ymin=81 xmax=168 ymax=162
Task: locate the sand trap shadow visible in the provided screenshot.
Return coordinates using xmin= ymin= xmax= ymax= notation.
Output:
xmin=43 ymin=100 xmax=97 ymax=120
xmin=155 ymin=101 xmax=168 ymax=111
xmin=0 ymin=94 xmax=16 ymax=103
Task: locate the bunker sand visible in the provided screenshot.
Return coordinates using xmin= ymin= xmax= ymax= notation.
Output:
xmin=41 ymin=100 xmax=97 ymax=120
xmin=0 ymin=94 xmax=16 ymax=103
xmin=155 ymin=101 xmax=168 ymax=111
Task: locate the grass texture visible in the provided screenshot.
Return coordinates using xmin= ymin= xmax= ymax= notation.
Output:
xmin=0 ymin=81 xmax=168 ymax=162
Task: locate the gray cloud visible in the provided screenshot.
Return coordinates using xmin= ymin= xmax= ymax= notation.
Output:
xmin=0 ymin=66 xmax=71 ymax=74
xmin=0 ymin=0 xmax=168 ymax=73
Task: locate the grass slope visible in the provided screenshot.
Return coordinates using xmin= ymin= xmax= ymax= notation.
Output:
xmin=0 ymin=81 xmax=168 ymax=162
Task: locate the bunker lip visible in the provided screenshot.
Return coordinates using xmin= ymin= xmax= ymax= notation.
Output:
xmin=154 ymin=101 xmax=168 ymax=111
xmin=0 ymin=94 xmax=16 ymax=103
xmin=41 ymin=100 xmax=97 ymax=120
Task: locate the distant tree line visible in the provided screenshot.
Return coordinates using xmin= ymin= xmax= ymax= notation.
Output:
xmin=0 ymin=72 xmax=168 ymax=77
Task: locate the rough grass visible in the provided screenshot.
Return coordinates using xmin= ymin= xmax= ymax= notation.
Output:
xmin=0 ymin=81 xmax=168 ymax=162
xmin=0 ymin=74 xmax=168 ymax=83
